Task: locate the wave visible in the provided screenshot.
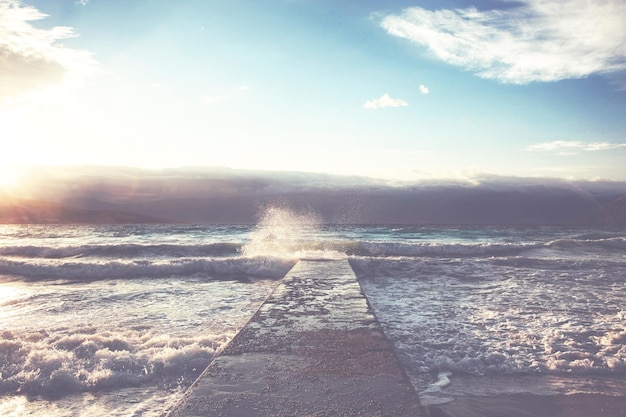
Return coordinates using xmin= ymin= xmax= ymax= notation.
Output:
xmin=347 ymin=241 xmax=541 ymax=258
xmin=353 ymin=236 xmax=626 ymax=258
xmin=1 ymin=236 xmax=623 ymax=282
xmin=395 ymin=320 xmax=626 ymax=378
xmin=0 ymin=243 xmax=242 ymax=259
xmin=546 ymin=236 xmax=626 ymax=252
xmin=0 ymin=327 xmax=231 ymax=398
xmin=0 ymin=257 xmax=296 ymax=282
xmin=248 ymin=236 xmax=626 ymax=259
xmin=2 ymin=237 xmax=624 ymax=263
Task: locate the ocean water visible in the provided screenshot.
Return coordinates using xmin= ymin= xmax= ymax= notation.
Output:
xmin=1 ymin=209 xmax=625 ymax=416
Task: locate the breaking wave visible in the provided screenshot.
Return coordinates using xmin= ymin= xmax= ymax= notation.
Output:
xmin=0 ymin=326 xmax=228 ymax=398
xmin=0 ymin=257 xmax=295 ymax=282
xmin=0 ymin=243 xmax=241 ymax=259
xmin=2 ymin=234 xmax=624 ymax=284
xmin=3 ymin=236 xmax=624 ymax=261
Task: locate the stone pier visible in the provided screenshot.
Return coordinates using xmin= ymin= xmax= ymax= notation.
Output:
xmin=166 ymin=259 xmax=422 ymax=417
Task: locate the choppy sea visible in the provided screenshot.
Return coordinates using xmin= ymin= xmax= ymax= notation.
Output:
xmin=1 ymin=208 xmax=625 ymax=416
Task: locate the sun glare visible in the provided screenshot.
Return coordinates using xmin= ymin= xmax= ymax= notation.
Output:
xmin=0 ymin=166 xmax=25 ymax=192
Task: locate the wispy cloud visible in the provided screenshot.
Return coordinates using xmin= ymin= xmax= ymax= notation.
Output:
xmin=381 ymin=0 xmax=626 ymax=84
xmin=527 ymin=140 xmax=626 ymax=154
xmin=419 ymin=85 xmax=429 ymax=94
xmin=0 ymin=0 xmax=100 ymax=102
xmin=363 ymin=93 xmax=408 ymax=109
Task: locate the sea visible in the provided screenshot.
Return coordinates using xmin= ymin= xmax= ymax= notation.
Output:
xmin=1 ymin=208 xmax=625 ymax=416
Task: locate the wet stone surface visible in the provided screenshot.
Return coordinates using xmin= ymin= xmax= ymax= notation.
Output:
xmin=166 ymin=260 xmax=423 ymax=417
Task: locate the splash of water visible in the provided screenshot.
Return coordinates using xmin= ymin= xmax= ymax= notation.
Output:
xmin=241 ymin=206 xmax=344 ymax=260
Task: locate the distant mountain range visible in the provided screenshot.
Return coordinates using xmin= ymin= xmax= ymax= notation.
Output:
xmin=0 ymin=196 xmax=170 ymax=224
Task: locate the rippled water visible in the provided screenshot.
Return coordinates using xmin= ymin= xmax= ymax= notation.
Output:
xmin=1 ymin=218 xmax=624 ymax=415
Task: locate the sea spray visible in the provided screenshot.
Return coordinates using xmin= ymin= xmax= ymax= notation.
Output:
xmin=241 ymin=205 xmax=345 ymax=260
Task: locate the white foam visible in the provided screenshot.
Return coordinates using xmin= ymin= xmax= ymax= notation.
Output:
xmin=358 ymin=256 xmax=626 ymax=378
xmin=0 ymin=328 xmax=221 ymax=397
xmin=0 ymin=275 xmax=277 ymax=399
xmin=0 ymin=257 xmax=296 ymax=282
xmin=419 ymin=371 xmax=455 ymax=406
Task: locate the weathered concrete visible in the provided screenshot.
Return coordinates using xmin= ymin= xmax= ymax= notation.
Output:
xmin=166 ymin=260 xmax=423 ymax=417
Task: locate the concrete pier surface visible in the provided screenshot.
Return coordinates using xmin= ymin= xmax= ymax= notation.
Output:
xmin=166 ymin=259 xmax=423 ymax=417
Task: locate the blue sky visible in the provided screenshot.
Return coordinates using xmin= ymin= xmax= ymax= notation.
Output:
xmin=1 ymin=0 xmax=626 ymax=189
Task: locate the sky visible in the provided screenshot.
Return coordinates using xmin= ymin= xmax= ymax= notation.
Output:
xmin=1 ymin=0 xmax=626 ymax=191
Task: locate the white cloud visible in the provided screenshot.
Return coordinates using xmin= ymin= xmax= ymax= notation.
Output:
xmin=0 ymin=0 xmax=100 ymax=102
xmin=527 ymin=140 xmax=626 ymax=153
xmin=419 ymin=84 xmax=429 ymax=94
xmin=363 ymin=93 xmax=408 ymax=109
xmin=381 ymin=0 xmax=626 ymax=84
